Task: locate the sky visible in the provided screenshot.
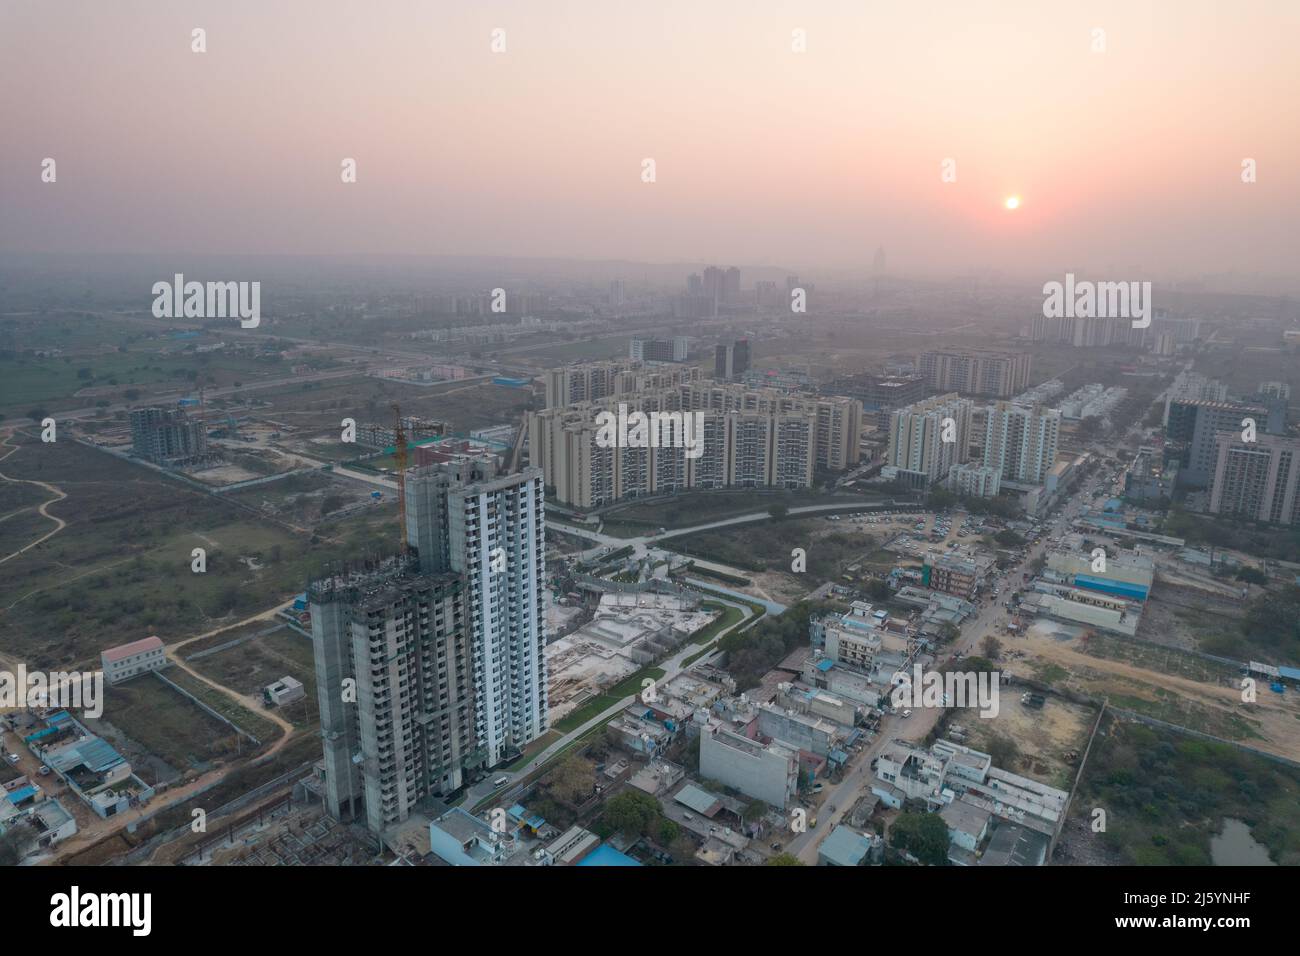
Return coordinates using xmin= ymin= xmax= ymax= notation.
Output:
xmin=2 ymin=0 xmax=1297 ymax=279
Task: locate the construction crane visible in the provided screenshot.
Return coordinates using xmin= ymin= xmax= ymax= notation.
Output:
xmin=392 ymin=403 xmax=408 ymax=555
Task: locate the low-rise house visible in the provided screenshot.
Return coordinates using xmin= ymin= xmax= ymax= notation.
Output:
xmin=819 ymin=825 xmax=879 ymax=866
xmin=100 ymin=636 xmax=166 ymax=684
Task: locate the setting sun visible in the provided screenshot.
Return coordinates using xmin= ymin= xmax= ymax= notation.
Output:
xmin=1004 ymin=196 xmax=1021 ymax=210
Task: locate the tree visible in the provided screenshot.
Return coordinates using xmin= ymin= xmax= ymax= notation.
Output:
xmin=889 ymin=811 xmax=950 ymax=866
xmin=548 ymin=754 xmax=595 ymax=804
xmin=1235 ymin=567 xmax=1266 ymax=586
xmin=927 ymin=487 xmax=957 ymax=510
xmin=602 ymin=791 xmax=662 ymax=840
xmin=768 ymin=503 xmax=789 ymax=522
xmin=984 ymin=732 xmax=1021 ymax=772
xmin=980 ymin=635 xmax=1002 ymax=660
xmin=866 ymin=578 xmax=893 ymax=601
xmin=766 ymin=852 xmax=805 ymax=866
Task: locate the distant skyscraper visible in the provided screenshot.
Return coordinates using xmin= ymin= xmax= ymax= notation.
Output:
xmin=918 ymin=348 xmax=1031 ymax=398
xmin=723 ymin=267 xmax=741 ymax=303
xmin=714 ymin=338 xmax=750 ymax=380
xmin=129 ymin=406 xmax=209 ymax=467
xmin=630 ymin=336 xmax=688 ymax=363
xmin=608 ymin=279 xmax=626 ymax=306
xmin=873 ymin=246 xmax=887 ymax=275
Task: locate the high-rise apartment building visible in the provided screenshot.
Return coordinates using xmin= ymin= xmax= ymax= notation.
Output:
xmin=979 ymin=402 xmax=1061 ymax=485
xmin=1207 ymin=433 xmax=1300 ymax=525
xmin=918 ymin=349 xmax=1031 ymax=398
xmin=1165 ymin=398 xmax=1273 ymax=487
xmin=629 ymin=336 xmax=689 ymax=363
xmin=406 ymin=459 xmax=549 ymax=768
xmin=885 ymin=393 xmax=973 ymax=486
xmin=129 ymin=406 xmax=210 ymax=467
xmin=714 ymin=339 xmax=751 ymax=381
xmin=309 ymin=563 xmax=475 ymax=835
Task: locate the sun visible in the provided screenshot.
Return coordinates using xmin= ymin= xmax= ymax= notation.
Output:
xmin=1004 ymin=195 xmax=1021 ymax=210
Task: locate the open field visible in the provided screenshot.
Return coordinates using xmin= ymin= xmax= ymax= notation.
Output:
xmin=188 ymin=627 xmax=319 ymax=728
xmin=84 ymin=674 xmax=246 ymax=785
xmin=162 ymin=667 xmax=282 ymax=745
xmin=0 ymin=434 xmax=405 ymax=666
xmin=1067 ymin=713 xmax=1300 ymax=866
xmin=599 ymin=488 xmax=884 ymax=530
xmin=251 ymin=375 xmax=535 ymax=437
xmin=670 ymin=519 xmax=887 ymax=605
xmin=1007 ymin=623 xmax=1300 ymax=761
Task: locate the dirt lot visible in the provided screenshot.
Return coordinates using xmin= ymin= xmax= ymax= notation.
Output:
xmin=953 ymin=691 xmax=1097 ymax=791
xmin=187 ymin=626 xmax=318 ymax=729
xmin=1008 ymin=621 xmax=1300 ymax=762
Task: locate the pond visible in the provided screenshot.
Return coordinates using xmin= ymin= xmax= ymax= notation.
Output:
xmin=1210 ymin=818 xmax=1275 ymax=866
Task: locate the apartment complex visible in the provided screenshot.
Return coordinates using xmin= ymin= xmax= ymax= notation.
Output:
xmin=979 ymin=402 xmax=1061 ymax=484
xmin=129 ymin=406 xmax=210 ymax=467
xmin=309 ymin=563 xmax=475 ymax=835
xmin=918 ymin=349 xmax=1031 ymax=398
xmin=531 ymin=376 xmax=861 ymax=508
xmin=885 ymin=393 xmax=973 ymax=486
xmin=1029 ymin=314 xmax=1147 ymax=348
xmin=543 ymin=361 xmax=700 ymax=409
xmin=1207 ymin=433 xmax=1300 ymax=525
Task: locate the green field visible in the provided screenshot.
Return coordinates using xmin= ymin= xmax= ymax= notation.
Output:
xmin=1074 ymin=714 xmax=1300 ymax=865
xmin=0 ymin=434 xmax=407 ymax=667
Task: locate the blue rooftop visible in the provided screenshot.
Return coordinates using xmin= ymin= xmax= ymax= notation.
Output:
xmin=819 ymin=825 xmax=873 ymax=866
xmin=7 ymin=786 xmax=39 ymax=804
xmin=816 ymin=658 xmax=835 ymax=672
xmin=576 ymin=844 xmax=641 ymax=867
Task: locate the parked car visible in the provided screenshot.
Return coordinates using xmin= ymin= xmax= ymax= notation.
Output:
xmin=38 ymin=765 xmax=51 ymax=776
xmin=5 ymin=754 xmax=18 ymax=765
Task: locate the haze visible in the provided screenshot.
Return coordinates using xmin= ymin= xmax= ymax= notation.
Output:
xmin=2 ymin=0 xmax=1297 ymax=279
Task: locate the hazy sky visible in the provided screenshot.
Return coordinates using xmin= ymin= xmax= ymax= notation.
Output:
xmin=2 ymin=0 xmax=1297 ymax=278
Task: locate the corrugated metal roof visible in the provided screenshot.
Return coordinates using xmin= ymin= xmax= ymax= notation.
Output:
xmin=77 ymin=738 xmax=126 ymax=774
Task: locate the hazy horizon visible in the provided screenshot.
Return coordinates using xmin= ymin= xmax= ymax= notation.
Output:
xmin=3 ymin=0 xmax=1297 ymax=279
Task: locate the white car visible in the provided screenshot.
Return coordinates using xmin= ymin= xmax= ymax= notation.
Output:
xmin=5 ymin=754 xmax=19 ymax=765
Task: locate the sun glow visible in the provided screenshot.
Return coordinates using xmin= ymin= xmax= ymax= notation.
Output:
xmin=1004 ymin=196 xmax=1021 ymax=210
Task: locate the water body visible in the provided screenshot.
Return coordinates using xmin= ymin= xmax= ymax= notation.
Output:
xmin=1210 ymin=818 xmax=1276 ymax=866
